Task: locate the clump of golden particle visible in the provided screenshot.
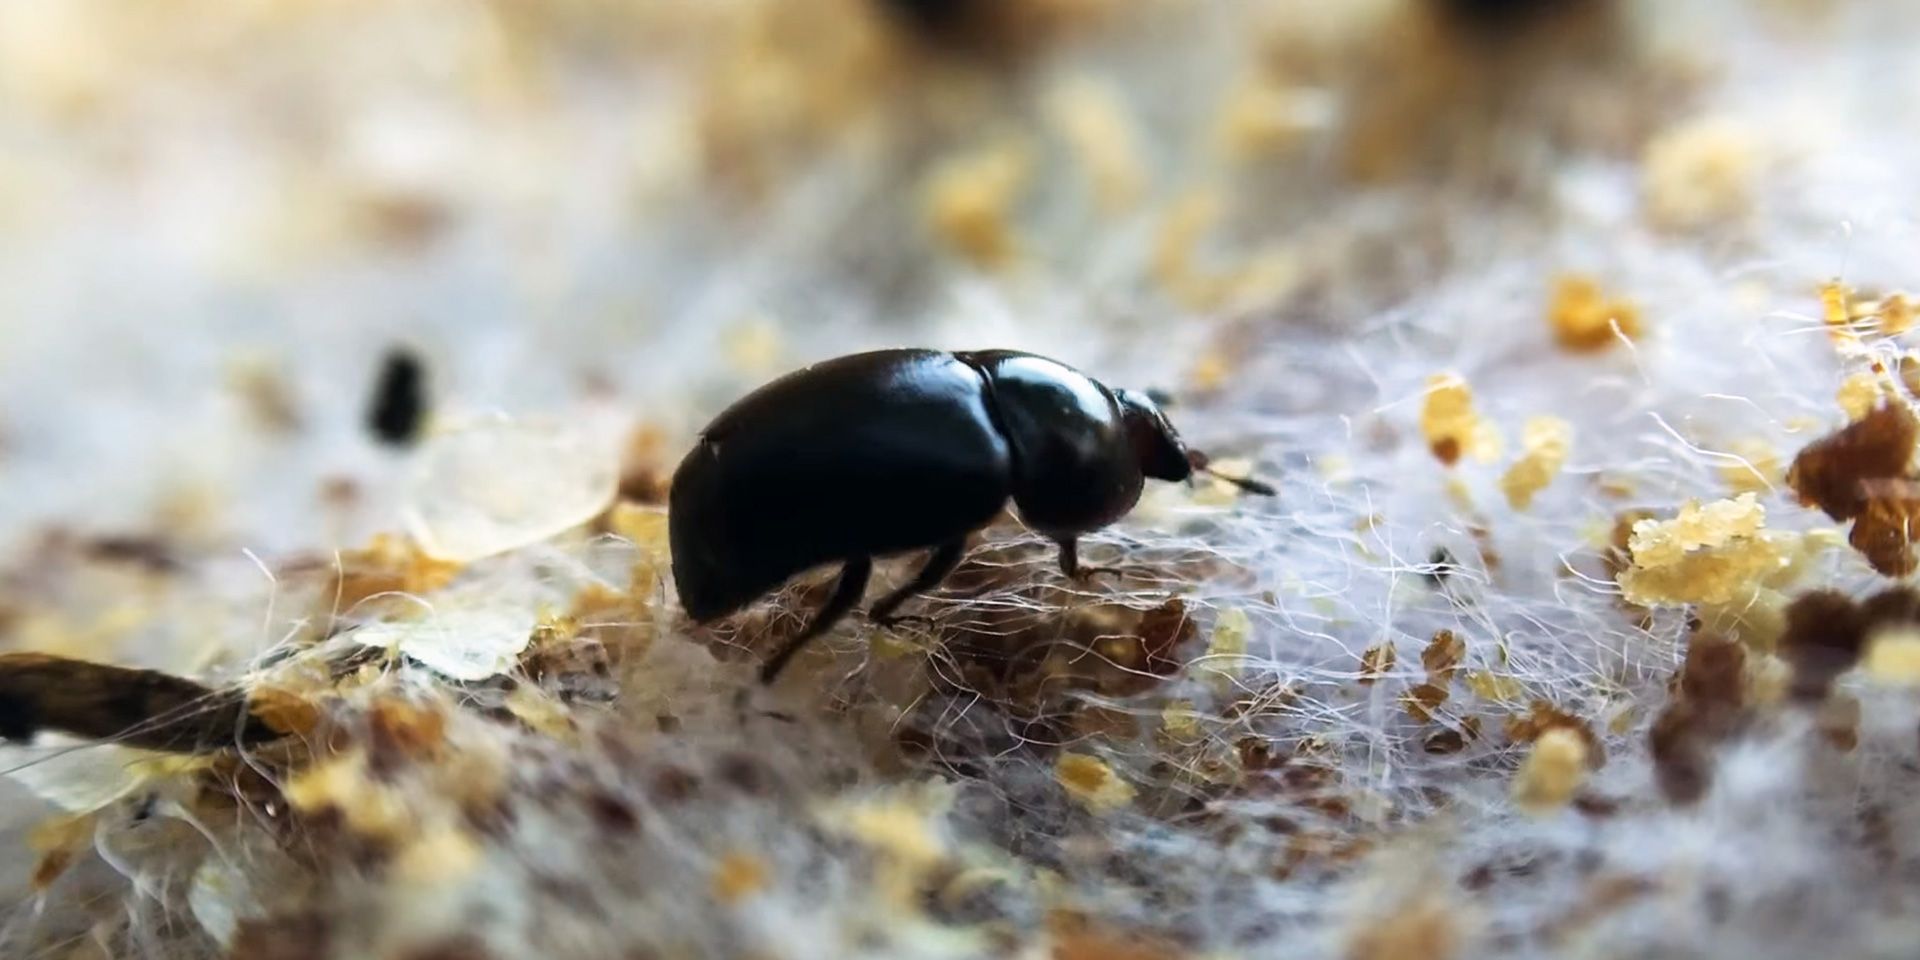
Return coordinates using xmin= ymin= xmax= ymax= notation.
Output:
xmin=1821 ymin=280 xmax=1861 ymax=348
xmin=1878 ymin=292 xmax=1916 ymax=337
xmin=1150 ymin=187 xmax=1298 ymax=312
xmin=1642 ymin=116 xmax=1756 ymax=231
xmin=1837 ymin=371 xmax=1887 ymax=421
xmin=1865 ymin=625 xmax=1920 ymax=685
xmin=1056 ymin=752 xmax=1135 ymax=811
xmin=1501 ymin=416 xmax=1572 ymax=510
xmin=1046 ymin=75 xmax=1146 ymax=216
xmin=710 ymin=850 xmax=772 ymax=904
xmin=1820 ymin=282 xmax=1914 ymax=345
xmin=923 ymin=141 xmax=1031 ymax=269
xmin=1505 ymin=700 xmax=1605 ymax=768
xmin=1512 ymin=727 xmax=1589 ymax=814
xmin=1422 ymin=374 xmax=1500 ymax=466
xmin=326 ymin=533 xmax=465 ymax=616
xmin=1548 ymin=275 xmax=1641 ymax=353
xmin=1616 ymin=493 xmax=1786 ymax=606
xmin=1719 ymin=438 xmax=1781 ymax=495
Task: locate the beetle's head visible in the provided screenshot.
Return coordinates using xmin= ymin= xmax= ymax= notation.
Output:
xmin=1115 ymin=388 xmax=1193 ymax=483
xmin=1117 ymin=387 xmax=1279 ymax=497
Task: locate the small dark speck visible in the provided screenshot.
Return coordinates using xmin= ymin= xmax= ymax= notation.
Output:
xmin=875 ymin=0 xmax=972 ymax=34
xmin=716 ymin=753 xmax=773 ymax=796
xmin=1423 ymin=547 xmax=1457 ymax=588
xmin=83 ymin=535 xmax=182 ymax=574
xmin=1436 ymin=0 xmax=1596 ymax=30
xmin=367 ymin=346 xmax=429 ymax=448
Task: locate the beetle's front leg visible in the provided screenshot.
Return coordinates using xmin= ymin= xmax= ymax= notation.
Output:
xmin=1056 ymin=538 xmax=1124 ymax=582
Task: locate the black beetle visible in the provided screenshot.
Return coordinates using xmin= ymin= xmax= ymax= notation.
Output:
xmin=367 ymin=345 xmax=429 ymax=448
xmin=668 ymin=348 xmax=1273 ymax=682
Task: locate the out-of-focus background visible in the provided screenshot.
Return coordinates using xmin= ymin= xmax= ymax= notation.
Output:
xmin=5 ymin=1 xmax=1920 ymax=957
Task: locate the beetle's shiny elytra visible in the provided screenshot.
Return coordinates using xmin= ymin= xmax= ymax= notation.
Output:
xmin=668 ymin=348 xmax=1272 ymax=682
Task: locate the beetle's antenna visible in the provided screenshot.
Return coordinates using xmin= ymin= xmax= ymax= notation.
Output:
xmin=1187 ymin=449 xmax=1277 ymax=496
xmin=1204 ymin=468 xmax=1277 ymax=496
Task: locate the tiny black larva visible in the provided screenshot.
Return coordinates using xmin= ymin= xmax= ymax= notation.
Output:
xmin=668 ymin=348 xmax=1273 ymax=682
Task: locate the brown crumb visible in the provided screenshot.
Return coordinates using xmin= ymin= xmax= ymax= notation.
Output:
xmin=1403 ymin=682 xmax=1452 ymax=723
xmin=230 ymin=912 xmax=335 ymax=960
xmin=1423 ymin=630 xmax=1466 ymax=681
xmin=1648 ymin=634 xmax=1749 ymax=804
xmin=1358 ymin=644 xmax=1396 ymax=685
xmin=1602 ymin=508 xmax=1658 ymax=582
xmin=1344 ymin=896 xmax=1460 ymax=960
xmin=1134 ymin=598 xmax=1197 ymax=676
xmin=365 ymin=698 xmax=450 ymax=768
xmin=1423 ymin=718 xmax=1480 ymax=754
xmin=226 ymin=353 xmax=305 ymax=435
xmin=1850 ymin=478 xmax=1920 ymax=576
xmin=1786 ymin=402 xmax=1918 ymax=522
xmin=319 ymin=476 xmax=361 ymax=510
xmin=1050 ymin=914 xmax=1184 ymax=960
xmin=1544 ymin=873 xmax=1657 ymax=945
xmin=28 ymin=814 xmax=93 ymax=891
xmin=1780 ymin=586 xmax=1920 ymax=701
xmin=1779 ymin=589 xmax=1868 ymax=702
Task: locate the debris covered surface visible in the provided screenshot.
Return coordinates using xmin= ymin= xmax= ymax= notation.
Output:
xmin=4 ymin=0 xmax=1920 ymax=957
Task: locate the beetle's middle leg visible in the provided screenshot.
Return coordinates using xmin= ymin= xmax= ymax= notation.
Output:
xmin=867 ymin=538 xmax=966 ymax=628
xmin=760 ymin=557 xmax=873 ymax=683
xmin=1056 ymin=538 xmax=1124 ymax=582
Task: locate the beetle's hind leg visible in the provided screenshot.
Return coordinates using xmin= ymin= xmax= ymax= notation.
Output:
xmin=759 ymin=557 xmax=873 ymax=683
xmin=867 ymin=539 xmax=966 ymax=628
xmin=1056 ymin=538 xmax=1124 ymax=582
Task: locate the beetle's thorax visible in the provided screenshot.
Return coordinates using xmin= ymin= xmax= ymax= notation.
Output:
xmin=956 ymin=350 xmax=1144 ymax=536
